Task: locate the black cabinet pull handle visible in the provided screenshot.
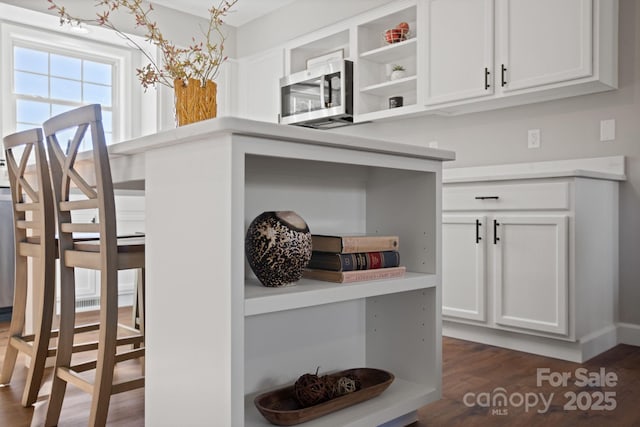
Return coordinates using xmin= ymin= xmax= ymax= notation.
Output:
xmin=484 ymin=67 xmax=491 ymax=90
xmin=501 ymin=64 xmax=507 ymax=87
xmin=475 ymin=196 xmax=499 ymax=200
xmin=493 ymin=219 xmax=500 ymax=244
xmin=475 ymin=219 xmax=482 ymax=244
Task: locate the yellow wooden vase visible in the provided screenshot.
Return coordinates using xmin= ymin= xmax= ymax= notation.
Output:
xmin=174 ymin=78 xmax=217 ymax=126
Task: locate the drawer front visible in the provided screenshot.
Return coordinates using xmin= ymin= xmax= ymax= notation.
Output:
xmin=443 ymin=182 xmax=570 ymax=211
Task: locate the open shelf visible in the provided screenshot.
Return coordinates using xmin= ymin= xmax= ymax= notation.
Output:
xmin=244 ymin=271 xmax=437 ymax=316
xmin=245 ymin=378 xmax=438 ymax=427
xmin=360 ymin=37 xmax=417 ymax=64
xmin=360 ymin=75 xmax=417 ymax=97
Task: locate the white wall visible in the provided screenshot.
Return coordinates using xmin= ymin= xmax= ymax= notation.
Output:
xmin=237 ymin=0 xmax=640 ymax=326
xmin=0 ymin=0 xmax=236 ymax=57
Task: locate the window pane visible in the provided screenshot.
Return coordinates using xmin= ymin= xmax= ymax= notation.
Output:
xmin=51 ymin=54 xmax=81 ymax=79
xmin=15 ymin=71 xmax=48 ymax=97
xmin=51 ymin=77 xmax=82 ymax=102
xmin=16 ymin=99 xmax=50 ymax=124
xmin=84 ymin=61 xmax=111 ymax=85
xmin=83 ymin=83 xmax=111 ymax=106
xmin=14 ymin=47 xmax=48 ymax=73
xmin=51 ymin=103 xmax=76 ymax=116
xmin=99 ymin=110 xmax=112 ymax=144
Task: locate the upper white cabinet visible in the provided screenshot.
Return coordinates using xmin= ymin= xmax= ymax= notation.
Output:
xmin=239 ymin=0 xmax=618 ymax=123
xmin=424 ymin=0 xmax=617 ymax=113
xmin=236 ymin=48 xmax=285 ymax=123
xmin=497 ymin=0 xmax=592 ymax=93
xmin=424 ymin=0 xmax=494 ymax=105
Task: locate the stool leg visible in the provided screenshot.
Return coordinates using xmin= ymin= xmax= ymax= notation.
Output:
xmin=88 ymin=266 xmax=119 ymax=427
xmin=137 ymin=268 xmax=145 ymax=343
xmin=0 ymin=255 xmax=28 ymax=386
xmin=44 ymin=266 xmax=76 ymax=427
xmin=21 ymin=256 xmax=55 ymax=406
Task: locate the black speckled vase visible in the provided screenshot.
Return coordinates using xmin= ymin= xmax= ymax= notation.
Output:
xmin=245 ymin=211 xmax=312 ymax=287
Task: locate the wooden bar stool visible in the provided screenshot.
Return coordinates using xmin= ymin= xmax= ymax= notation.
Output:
xmin=43 ymin=104 xmax=145 ymax=427
xmin=1 ymin=128 xmax=58 ymax=407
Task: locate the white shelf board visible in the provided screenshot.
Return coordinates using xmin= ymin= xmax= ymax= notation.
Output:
xmin=245 ymin=378 xmax=438 ymax=427
xmin=360 ymin=75 xmax=417 ymax=97
xmin=244 ymin=271 xmax=437 ymax=317
xmin=360 ymin=38 xmax=417 ymax=64
xmin=356 ymin=103 xmax=425 ymax=123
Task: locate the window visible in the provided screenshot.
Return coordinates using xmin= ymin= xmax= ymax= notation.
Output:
xmin=14 ymin=45 xmax=115 ymax=147
xmin=1 ymin=5 xmax=158 ymax=149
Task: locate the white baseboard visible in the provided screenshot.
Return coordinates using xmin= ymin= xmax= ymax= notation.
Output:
xmin=580 ymin=325 xmax=618 ymax=361
xmin=443 ymin=321 xmax=621 ymax=363
xmin=617 ymin=322 xmax=640 ymax=346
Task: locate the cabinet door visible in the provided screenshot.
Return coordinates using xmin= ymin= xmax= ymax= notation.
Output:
xmin=236 ymin=48 xmax=284 ymax=123
xmin=493 ymin=215 xmax=568 ymax=335
xmin=442 ymin=215 xmax=486 ymax=321
xmin=497 ymin=0 xmax=592 ymax=92
xmin=424 ymin=0 xmax=494 ymax=105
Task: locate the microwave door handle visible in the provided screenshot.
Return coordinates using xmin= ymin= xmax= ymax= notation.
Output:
xmin=320 ymin=75 xmax=326 ymax=109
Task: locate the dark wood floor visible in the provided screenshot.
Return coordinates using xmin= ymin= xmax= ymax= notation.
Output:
xmin=1 ymin=310 xmax=639 ymax=426
xmin=415 ymin=338 xmax=640 ymax=427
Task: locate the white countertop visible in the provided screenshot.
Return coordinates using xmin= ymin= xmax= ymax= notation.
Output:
xmin=443 ymin=155 xmax=626 ymax=183
xmin=108 ymin=116 xmax=456 ymax=162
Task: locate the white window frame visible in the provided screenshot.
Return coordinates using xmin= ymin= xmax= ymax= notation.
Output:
xmin=0 ymin=3 xmax=158 ymax=143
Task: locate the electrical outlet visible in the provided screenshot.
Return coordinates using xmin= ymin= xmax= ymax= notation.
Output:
xmin=528 ymin=129 xmax=541 ymax=149
xmin=600 ymin=119 xmax=615 ymax=142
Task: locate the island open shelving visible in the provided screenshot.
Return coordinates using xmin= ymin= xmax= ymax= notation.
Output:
xmin=239 ymin=137 xmax=444 ymax=426
xmin=114 ymin=117 xmax=453 ymax=426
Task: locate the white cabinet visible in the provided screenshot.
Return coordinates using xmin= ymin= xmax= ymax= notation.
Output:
xmin=442 ymin=215 xmax=486 ymax=321
xmin=236 ymin=48 xmax=284 ymax=123
xmin=136 ymin=120 xmax=453 ymax=426
xmin=424 ymin=0 xmax=494 ymax=105
xmin=493 ymin=215 xmax=568 ymax=335
xmin=273 ymin=0 xmax=617 ymax=122
xmin=441 ymin=158 xmax=624 ymax=362
xmin=425 ymin=0 xmax=617 ymax=113
xmin=497 ymin=0 xmax=592 ymax=93
xmin=443 ymin=213 xmax=568 ymax=335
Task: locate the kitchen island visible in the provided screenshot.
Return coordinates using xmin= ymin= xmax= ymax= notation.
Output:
xmin=106 ymin=118 xmax=454 ymax=426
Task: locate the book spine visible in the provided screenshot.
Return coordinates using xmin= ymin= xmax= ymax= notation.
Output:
xmin=341 ymin=266 xmax=406 ymax=283
xmin=342 ymin=251 xmax=399 ymax=271
xmin=341 ymin=236 xmax=399 ymax=253
xmin=307 ymin=251 xmax=400 ymax=271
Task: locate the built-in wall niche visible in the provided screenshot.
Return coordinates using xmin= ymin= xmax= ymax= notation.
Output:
xmin=357 ymin=6 xmax=417 ymax=54
xmin=356 ymin=4 xmax=419 ymax=119
xmin=289 ymin=29 xmax=350 ymax=73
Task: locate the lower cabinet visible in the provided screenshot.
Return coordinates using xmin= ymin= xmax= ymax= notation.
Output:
xmin=443 ymin=214 xmax=568 ymax=335
xmin=442 ymin=174 xmax=620 ymax=362
xmin=442 ymin=215 xmax=486 ymax=321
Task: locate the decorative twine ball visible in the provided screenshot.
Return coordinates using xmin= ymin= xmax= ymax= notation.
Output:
xmin=334 ymin=376 xmax=358 ymax=396
xmin=245 ymin=211 xmax=312 ymax=287
xmin=294 ymin=373 xmax=331 ymax=407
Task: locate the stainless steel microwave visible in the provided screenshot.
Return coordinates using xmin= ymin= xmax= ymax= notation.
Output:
xmin=279 ymin=60 xmax=353 ymax=129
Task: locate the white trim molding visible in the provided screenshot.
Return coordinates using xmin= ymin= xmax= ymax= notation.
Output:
xmin=617 ymin=323 xmax=640 ymax=347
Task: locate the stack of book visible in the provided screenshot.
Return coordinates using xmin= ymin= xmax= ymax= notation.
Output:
xmin=303 ymin=234 xmax=405 ymax=283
